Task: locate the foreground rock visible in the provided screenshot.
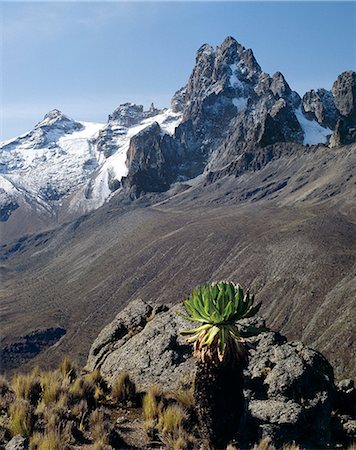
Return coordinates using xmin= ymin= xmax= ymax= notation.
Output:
xmin=87 ymin=299 xmax=355 ymax=448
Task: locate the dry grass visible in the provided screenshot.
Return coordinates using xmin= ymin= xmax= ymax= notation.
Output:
xmin=40 ymin=371 xmax=62 ymax=406
xmin=172 ymin=386 xmax=195 ymax=410
xmin=282 ymin=443 xmax=301 ymax=450
xmin=29 ymin=429 xmax=65 ymax=450
xmin=89 ymin=408 xmax=111 ymax=443
xmin=252 ymin=437 xmax=276 ymax=450
xmin=9 ymin=400 xmax=33 ymax=437
xmin=111 ymin=372 xmax=136 ymax=404
xmin=11 ymin=372 xmax=42 ymax=406
xmin=158 ymin=404 xmax=187 ymax=435
xmin=59 ymin=357 xmax=77 ymax=380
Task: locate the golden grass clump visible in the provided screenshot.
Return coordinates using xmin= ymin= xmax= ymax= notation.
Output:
xmin=143 ymin=384 xmax=162 ymax=421
xmin=111 ymin=372 xmax=136 ymax=404
xmin=252 ymin=437 xmax=276 ymax=450
xmin=161 ymin=429 xmax=196 ymax=450
xmin=9 ymin=400 xmax=33 ymax=437
xmin=29 ymin=429 xmax=65 ymax=450
xmin=282 ymin=443 xmax=301 ymax=450
xmin=158 ymin=404 xmax=187 ymax=436
xmin=0 ymin=375 xmax=14 ymax=411
xmin=68 ymin=376 xmax=94 ymax=406
xmin=40 ymin=371 xmax=62 ymax=406
xmin=89 ymin=408 xmax=111 ymax=444
xmin=172 ymin=387 xmax=194 ymax=410
xmin=59 ymin=357 xmax=77 ymax=381
xmin=11 ymin=372 xmax=42 ymax=406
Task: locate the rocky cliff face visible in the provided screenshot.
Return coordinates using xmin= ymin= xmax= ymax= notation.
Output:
xmin=87 ymin=298 xmax=356 ymax=448
xmin=330 ymin=71 xmax=356 ymax=146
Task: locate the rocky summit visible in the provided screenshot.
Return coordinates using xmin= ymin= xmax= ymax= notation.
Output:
xmin=1 ymin=37 xmax=355 ymax=242
xmin=86 ymin=299 xmax=356 ymax=448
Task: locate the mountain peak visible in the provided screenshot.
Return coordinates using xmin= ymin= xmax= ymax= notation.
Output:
xmin=36 ymin=109 xmax=81 ymax=132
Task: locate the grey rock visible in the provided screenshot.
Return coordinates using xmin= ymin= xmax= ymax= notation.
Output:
xmin=330 ymin=72 xmax=356 ymax=146
xmin=87 ymin=300 xmax=194 ymax=389
xmin=5 ymin=435 xmax=28 ymax=450
xmin=302 ymin=88 xmax=338 ymax=128
xmin=249 ymin=399 xmax=302 ymax=424
xmin=332 ymin=71 xmax=356 ymax=118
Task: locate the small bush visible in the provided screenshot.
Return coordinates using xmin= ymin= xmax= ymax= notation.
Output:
xmin=282 ymin=444 xmax=300 ymax=450
xmin=9 ymin=400 xmax=33 ymax=436
xmin=111 ymin=372 xmax=136 ymax=404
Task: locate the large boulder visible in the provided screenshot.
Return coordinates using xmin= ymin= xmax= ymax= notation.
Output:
xmin=86 ymin=299 xmax=355 ymax=447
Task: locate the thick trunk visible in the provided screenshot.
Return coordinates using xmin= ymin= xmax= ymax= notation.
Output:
xmin=194 ymin=357 xmax=245 ymax=449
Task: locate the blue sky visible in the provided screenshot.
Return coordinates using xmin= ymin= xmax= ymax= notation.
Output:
xmin=1 ymin=1 xmax=355 ymax=140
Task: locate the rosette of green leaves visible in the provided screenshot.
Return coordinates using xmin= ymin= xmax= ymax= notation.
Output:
xmin=180 ymin=282 xmax=261 ymax=360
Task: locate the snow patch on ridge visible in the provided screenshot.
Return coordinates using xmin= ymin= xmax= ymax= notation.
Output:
xmin=229 ymin=64 xmax=244 ymax=89
xmin=232 ymin=97 xmax=248 ymax=113
xmin=295 ymin=107 xmax=332 ymax=145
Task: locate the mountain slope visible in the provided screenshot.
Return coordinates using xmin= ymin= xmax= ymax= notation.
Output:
xmin=1 ymin=143 xmax=355 ymax=379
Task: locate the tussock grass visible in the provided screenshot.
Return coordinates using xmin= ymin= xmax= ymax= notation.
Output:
xmin=9 ymin=400 xmax=33 ymax=437
xmin=40 ymin=371 xmax=62 ymax=406
xmin=111 ymin=372 xmax=136 ymax=404
xmin=89 ymin=408 xmax=111 ymax=443
xmin=11 ymin=372 xmax=42 ymax=406
xmin=29 ymin=429 xmax=64 ymax=450
xmin=158 ymin=404 xmax=187 ymax=435
xmin=252 ymin=437 xmax=276 ymax=450
xmin=283 ymin=443 xmax=300 ymax=450
xmin=59 ymin=357 xmax=77 ymax=380
xmin=143 ymin=384 xmax=162 ymax=422
xmin=172 ymin=386 xmax=194 ymax=410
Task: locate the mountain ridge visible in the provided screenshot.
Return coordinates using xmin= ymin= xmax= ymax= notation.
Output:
xmin=1 ymin=36 xmax=355 ymax=242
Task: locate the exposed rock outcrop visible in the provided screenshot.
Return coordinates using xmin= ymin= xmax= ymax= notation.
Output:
xmin=330 ymin=71 xmax=356 ymax=146
xmin=87 ymin=299 xmax=356 ymax=448
xmin=302 ymin=88 xmax=338 ymax=128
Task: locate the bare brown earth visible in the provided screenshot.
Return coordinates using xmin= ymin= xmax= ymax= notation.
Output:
xmin=0 ymin=144 xmax=355 ymax=379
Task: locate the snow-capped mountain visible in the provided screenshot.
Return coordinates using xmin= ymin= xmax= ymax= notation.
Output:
xmin=0 ymin=106 xmax=181 ymax=231
xmin=1 ymin=36 xmax=355 ymax=241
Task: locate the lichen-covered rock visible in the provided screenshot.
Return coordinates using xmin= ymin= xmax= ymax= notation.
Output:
xmin=87 ymin=300 xmax=194 ymax=389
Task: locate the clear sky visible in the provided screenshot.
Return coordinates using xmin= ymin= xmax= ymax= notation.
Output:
xmin=1 ymin=1 xmax=355 ymax=140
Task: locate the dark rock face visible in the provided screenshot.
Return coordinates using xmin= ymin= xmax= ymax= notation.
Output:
xmin=0 ymin=200 xmax=19 ymax=221
xmin=330 ymin=71 xmax=356 ymax=146
xmin=302 ymin=88 xmax=338 ymax=128
xmin=171 ymin=36 xmax=303 ymax=172
xmin=121 ymin=122 xmax=187 ymax=196
xmin=0 ymin=327 xmax=66 ymax=371
xmin=87 ymin=299 xmax=355 ymax=447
